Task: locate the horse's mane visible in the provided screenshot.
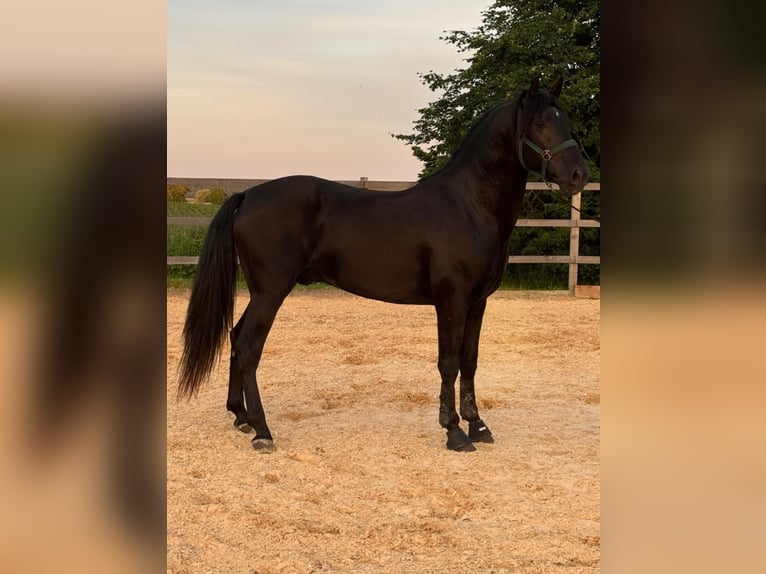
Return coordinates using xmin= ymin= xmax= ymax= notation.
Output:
xmin=418 ymin=89 xmax=561 ymax=183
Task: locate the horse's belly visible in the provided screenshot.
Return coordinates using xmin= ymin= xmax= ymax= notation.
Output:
xmin=303 ymin=250 xmax=431 ymax=305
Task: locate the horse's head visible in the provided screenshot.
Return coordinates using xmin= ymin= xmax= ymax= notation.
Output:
xmin=516 ymin=78 xmax=589 ymax=195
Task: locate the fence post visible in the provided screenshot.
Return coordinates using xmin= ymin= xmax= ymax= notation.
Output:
xmin=568 ymin=192 xmax=582 ymax=295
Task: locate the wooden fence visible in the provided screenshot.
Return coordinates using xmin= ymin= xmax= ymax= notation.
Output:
xmin=168 ymin=179 xmax=600 ymax=296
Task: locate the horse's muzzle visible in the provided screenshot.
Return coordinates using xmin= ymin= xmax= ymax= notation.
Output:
xmin=569 ymin=165 xmax=589 ymax=191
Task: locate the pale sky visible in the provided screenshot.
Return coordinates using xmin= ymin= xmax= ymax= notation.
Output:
xmin=168 ymin=1 xmax=490 ymax=181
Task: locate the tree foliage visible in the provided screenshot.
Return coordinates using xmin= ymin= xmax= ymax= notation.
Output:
xmin=395 ymin=0 xmax=600 ymax=180
xmin=394 ymin=0 xmax=600 ymax=287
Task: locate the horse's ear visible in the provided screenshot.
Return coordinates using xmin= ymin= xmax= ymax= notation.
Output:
xmin=521 ymin=78 xmax=540 ymax=108
xmin=550 ymin=76 xmax=564 ymax=98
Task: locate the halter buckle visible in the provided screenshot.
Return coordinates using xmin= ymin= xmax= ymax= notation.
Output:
xmin=542 ymin=150 xmax=552 ymax=161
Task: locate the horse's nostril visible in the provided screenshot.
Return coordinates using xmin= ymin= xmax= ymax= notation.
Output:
xmin=571 ymin=167 xmax=588 ymax=185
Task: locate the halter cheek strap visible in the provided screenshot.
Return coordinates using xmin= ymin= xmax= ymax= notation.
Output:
xmin=516 ymin=107 xmax=579 ymax=182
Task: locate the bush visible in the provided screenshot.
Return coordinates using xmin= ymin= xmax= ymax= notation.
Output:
xmin=167 ymin=184 xmax=189 ymax=202
xmin=206 ymin=187 xmax=228 ymax=205
xmin=192 ymin=188 xmax=209 ymax=203
xmin=193 ymin=187 xmax=228 ymax=205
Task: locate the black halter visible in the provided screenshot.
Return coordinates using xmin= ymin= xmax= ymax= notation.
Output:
xmin=516 ymin=106 xmax=579 ymax=182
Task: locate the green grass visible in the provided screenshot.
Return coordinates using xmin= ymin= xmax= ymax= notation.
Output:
xmin=167 ymin=226 xmax=206 ymax=256
xmin=167 ymin=202 xmax=215 ymax=286
xmin=500 ymin=264 xmax=569 ymax=290
xmin=167 ymin=202 xmax=217 ymax=265
xmin=167 ymin=201 xmax=220 ymax=217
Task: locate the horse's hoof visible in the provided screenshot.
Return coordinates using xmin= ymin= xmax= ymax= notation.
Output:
xmin=446 ymin=428 xmax=476 ymax=452
xmin=468 ymin=420 xmax=494 ymax=443
xmin=234 ymin=418 xmax=253 ymax=434
xmin=251 ymin=438 xmax=276 ymax=453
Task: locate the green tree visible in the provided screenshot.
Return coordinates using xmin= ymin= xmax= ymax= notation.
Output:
xmin=395 ymin=0 xmax=600 ymax=287
xmin=395 ymin=0 xmax=599 ymax=179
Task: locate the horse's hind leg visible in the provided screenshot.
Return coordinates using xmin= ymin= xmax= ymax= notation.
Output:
xmin=227 ymin=304 xmax=251 ymax=432
xmin=232 ymin=294 xmax=286 ymax=453
xmin=459 ymin=298 xmax=494 ymax=443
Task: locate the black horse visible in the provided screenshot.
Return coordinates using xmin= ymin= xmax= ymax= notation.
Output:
xmin=178 ymin=78 xmax=589 ymax=452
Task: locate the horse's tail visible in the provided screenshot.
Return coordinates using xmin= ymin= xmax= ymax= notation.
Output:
xmin=178 ymin=191 xmax=246 ymax=399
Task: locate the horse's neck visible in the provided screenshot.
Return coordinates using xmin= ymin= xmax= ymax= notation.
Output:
xmin=418 ymin=102 xmax=525 ymax=237
xmin=436 ymin=150 xmax=526 ymax=239
xmin=474 ymin=171 xmax=526 ymax=241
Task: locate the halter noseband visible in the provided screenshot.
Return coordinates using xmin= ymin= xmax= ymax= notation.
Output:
xmin=516 ymin=106 xmax=579 ymax=183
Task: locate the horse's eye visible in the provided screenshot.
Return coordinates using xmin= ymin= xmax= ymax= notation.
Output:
xmin=536 ymin=120 xmax=544 ymax=127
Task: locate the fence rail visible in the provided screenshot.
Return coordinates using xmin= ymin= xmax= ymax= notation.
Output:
xmin=168 ymin=180 xmax=599 ymax=295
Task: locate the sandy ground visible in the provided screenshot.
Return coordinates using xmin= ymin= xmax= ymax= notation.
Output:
xmin=167 ymin=289 xmax=600 ymax=573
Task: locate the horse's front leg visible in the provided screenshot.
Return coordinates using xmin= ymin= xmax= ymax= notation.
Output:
xmin=436 ymin=302 xmax=475 ymax=452
xmin=459 ymin=298 xmax=494 ymax=443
